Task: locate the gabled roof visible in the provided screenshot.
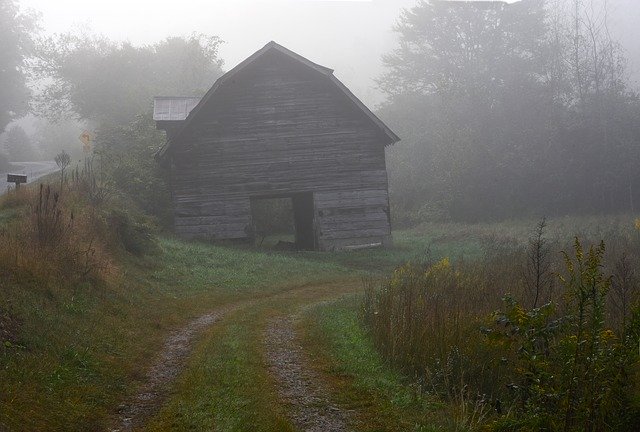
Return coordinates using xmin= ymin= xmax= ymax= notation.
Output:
xmin=153 ymin=97 xmax=200 ymax=121
xmin=156 ymin=41 xmax=400 ymax=160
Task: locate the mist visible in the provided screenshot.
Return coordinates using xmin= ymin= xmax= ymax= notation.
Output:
xmin=17 ymin=0 xmax=640 ymax=103
xmin=4 ymin=1 xmax=640 ymax=430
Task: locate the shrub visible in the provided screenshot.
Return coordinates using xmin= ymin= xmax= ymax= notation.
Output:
xmin=363 ymin=225 xmax=640 ymax=431
xmin=107 ymin=209 xmax=158 ymax=256
xmin=362 ymin=257 xmax=510 ymax=400
xmin=486 ymin=239 xmax=639 ymax=431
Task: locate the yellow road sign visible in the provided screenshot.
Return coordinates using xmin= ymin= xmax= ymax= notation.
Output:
xmin=79 ymin=131 xmax=92 ymax=152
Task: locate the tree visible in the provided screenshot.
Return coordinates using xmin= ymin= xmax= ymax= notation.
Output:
xmin=378 ymin=0 xmax=640 ymax=223
xmin=3 ymin=125 xmax=38 ymax=161
xmin=54 ymin=150 xmax=71 ymax=187
xmin=33 ymin=32 xmax=224 ymax=221
xmin=379 ymin=0 xmax=546 ymax=100
xmin=379 ymin=0 xmax=551 ymax=222
xmin=0 ymin=0 xmax=37 ymax=133
xmin=94 ymin=114 xmax=172 ymax=225
xmin=35 ymin=33 xmax=224 ymax=123
xmin=33 ymin=118 xmax=85 ymax=161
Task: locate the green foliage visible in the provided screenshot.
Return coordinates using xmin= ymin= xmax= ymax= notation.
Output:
xmin=364 ymin=229 xmax=640 ymax=431
xmin=362 ymin=257 xmax=508 ymax=401
xmin=94 ymin=114 xmax=172 ymax=225
xmin=486 ymin=239 xmax=638 ymax=431
xmin=558 ymin=240 xmax=631 ymax=431
xmin=31 ymin=32 xmax=225 ymax=222
xmin=107 ymin=209 xmax=158 ymax=256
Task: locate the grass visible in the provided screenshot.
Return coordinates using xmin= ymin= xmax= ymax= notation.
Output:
xmin=145 ymin=281 xmax=361 ymax=432
xmin=2 ymin=206 xmax=637 ymax=431
xmin=145 ymin=314 xmax=294 ymax=432
xmin=300 ymin=295 xmax=445 ymax=432
xmin=0 ymin=236 xmax=352 ymax=431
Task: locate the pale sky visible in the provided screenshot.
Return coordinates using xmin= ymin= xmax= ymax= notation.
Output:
xmin=19 ymin=0 xmax=420 ymax=106
xmin=16 ymin=0 xmax=640 ymax=106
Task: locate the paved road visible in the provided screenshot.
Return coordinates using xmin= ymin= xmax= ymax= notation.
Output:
xmin=1 ymin=161 xmax=59 ymax=194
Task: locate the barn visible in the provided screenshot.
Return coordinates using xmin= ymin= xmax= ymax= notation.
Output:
xmin=154 ymin=41 xmax=399 ymax=251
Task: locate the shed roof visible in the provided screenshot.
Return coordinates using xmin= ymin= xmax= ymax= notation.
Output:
xmin=156 ymin=41 xmax=400 ymax=160
xmin=153 ymin=97 xmax=201 ymax=121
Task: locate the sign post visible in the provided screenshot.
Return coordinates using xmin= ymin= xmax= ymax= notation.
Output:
xmin=79 ymin=131 xmax=92 ymax=154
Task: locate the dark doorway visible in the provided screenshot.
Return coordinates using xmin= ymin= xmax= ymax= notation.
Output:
xmin=292 ymin=193 xmax=315 ymax=250
xmin=250 ymin=192 xmax=316 ymax=250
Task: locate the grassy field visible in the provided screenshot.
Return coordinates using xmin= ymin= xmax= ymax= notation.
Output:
xmin=1 ymin=210 xmax=636 ymax=431
xmin=0 ymin=236 xmax=354 ymax=430
xmin=1 ymin=222 xmax=475 ymax=431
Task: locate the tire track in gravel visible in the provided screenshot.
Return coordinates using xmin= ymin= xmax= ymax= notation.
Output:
xmin=110 ymin=281 xmax=358 ymax=432
xmin=265 ymin=315 xmax=350 ymax=432
xmin=110 ymin=307 xmax=234 ymax=432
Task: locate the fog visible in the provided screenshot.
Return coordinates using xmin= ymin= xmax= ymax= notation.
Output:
xmin=17 ymin=0 xmax=640 ymax=106
xmin=4 ymin=2 xmax=640 ymax=429
xmin=20 ymin=0 xmax=420 ymax=106
xmin=3 ymin=0 xmax=640 ymax=220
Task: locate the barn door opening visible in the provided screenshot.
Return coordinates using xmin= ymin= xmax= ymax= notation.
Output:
xmin=250 ymin=197 xmax=295 ymax=247
xmin=249 ymin=193 xmax=316 ymax=250
xmin=292 ymin=192 xmax=315 ymax=250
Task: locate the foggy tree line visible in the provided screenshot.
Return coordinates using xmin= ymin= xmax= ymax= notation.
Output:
xmin=0 ymin=0 xmax=33 ymax=134
xmin=0 ymin=0 xmax=224 ymax=220
xmin=0 ymin=0 xmax=34 ymax=169
xmin=380 ymin=0 xmax=640 ymax=223
xmin=3 ymin=0 xmax=640 ymax=224
xmin=32 ymin=32 xmax=225 ymax=221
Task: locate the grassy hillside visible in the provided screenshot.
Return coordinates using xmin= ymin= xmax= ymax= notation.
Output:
xmin=0 ymin=236 xmax=353 ymax=429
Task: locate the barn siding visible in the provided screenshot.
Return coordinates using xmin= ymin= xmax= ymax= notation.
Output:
xmin=168 ymin=49 xmax=392 ymax=250
xmin=314 ymin=189 xmax=392 ymax=251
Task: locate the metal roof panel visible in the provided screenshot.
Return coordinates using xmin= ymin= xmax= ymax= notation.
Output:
xmin=153 ymin=97 xmax=201 ymax=121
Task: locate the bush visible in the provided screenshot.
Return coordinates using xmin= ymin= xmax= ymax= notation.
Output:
xmin=107 ymin=209 xmax=158 ymax=256
xmin=363 ymin=225 xmax=640 ymax=430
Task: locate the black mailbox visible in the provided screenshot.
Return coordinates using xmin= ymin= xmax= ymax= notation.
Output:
xmin=7 ymin=174 xmax=27 ymax=185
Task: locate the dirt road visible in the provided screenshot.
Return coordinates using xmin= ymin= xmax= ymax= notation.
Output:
xmin=110 ymin=282 xmax=359 ymax=432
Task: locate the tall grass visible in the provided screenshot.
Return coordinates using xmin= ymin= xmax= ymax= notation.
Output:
xmin=362 ymin=221 xmax=640 ymax=431
xmin=0 ymin=154 xmax=165 ymax=289
xmin=0 ymin=182 xmax=120 ymax=288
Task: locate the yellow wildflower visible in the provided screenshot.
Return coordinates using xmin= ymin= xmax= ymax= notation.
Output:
xmin=601 ymin=329 xmax=616 ymax=342
xmin=425 ymin=257 xmax=451 ymax=277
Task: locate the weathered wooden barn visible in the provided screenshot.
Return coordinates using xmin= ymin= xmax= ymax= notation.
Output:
xmin=154 ymin=41 xmax=399 ymax=251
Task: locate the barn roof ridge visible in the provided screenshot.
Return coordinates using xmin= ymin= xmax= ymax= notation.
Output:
xmin=156 ymin=41 xmax=399 ymax=159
